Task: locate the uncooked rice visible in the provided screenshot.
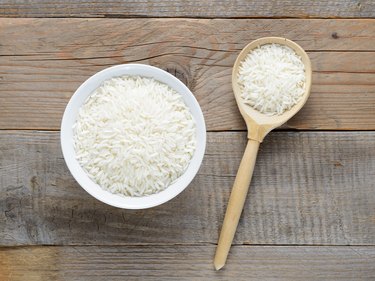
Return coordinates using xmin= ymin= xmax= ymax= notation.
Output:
xmin=73 ymin=75 xmax=196 ymax=197
xmin=237 ymin=43 xmax=306 ymax=115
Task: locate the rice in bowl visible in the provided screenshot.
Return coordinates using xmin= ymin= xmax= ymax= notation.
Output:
xmin=73 ymin=75 xmax=196 ymax=197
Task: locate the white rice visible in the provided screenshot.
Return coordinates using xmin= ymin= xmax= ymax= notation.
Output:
xmin=73 ymin=75 xmax=196 ymax=197
xmin=237 ymin=43 xmax=306 ymax=115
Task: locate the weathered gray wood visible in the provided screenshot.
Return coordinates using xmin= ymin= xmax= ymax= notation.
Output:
xmin=1 ymin=19 xmax=375 ymax=131
xmin=1 ymin=131 xmax=374 ymax=246
xmin=0 ymin=0 xmax=374 ymax=18
xmin=0 ymin=245 xmax=374 ymax=281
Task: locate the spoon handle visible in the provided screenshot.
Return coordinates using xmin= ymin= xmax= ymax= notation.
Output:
xmin=214 ymin=139 xmax=260 ymax=270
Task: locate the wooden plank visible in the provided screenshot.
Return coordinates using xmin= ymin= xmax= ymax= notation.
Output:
xmin=0 ymin=0 xmax=374 ymax=18
xmin=1 ymin=19 xmax=375 ymax=131
xmin=0 ymin=245 xmax=374 ymax=280
xmin=1 ymin=131 xmax=374 ymax=246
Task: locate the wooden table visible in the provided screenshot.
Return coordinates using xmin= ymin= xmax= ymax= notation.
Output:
xmin=1 ymin=1 xmax=375 ymax=280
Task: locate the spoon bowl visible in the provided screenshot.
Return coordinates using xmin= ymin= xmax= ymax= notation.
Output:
xmin=214 ymin=37 xmax=312 ymax=270
xmin=232 ymin=37 xmax=312 ymax=141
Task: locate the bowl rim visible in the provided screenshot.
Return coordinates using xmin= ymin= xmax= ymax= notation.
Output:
xmin=60 ymin=63 xmax=206 ymax=209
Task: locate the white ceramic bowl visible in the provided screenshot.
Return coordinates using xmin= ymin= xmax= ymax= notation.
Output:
xmin=61 ymin=64 xmax=206 ymax=209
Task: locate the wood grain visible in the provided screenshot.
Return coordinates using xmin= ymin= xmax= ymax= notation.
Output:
xmin=1 ymin=19 xmax=375 ymax=131
xmin=1 ymin=131 xmax=374 ymax=246
xmin=1 ymin=245 xmax=374 ymax=281
xmin=0 ymin=0 xmax=374 ymax=18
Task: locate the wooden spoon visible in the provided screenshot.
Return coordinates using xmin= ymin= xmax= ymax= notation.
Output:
xmin=214 ymin=37 xmax=312 ymax=270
